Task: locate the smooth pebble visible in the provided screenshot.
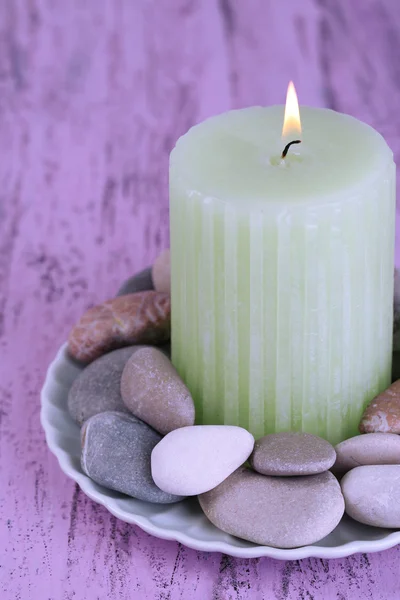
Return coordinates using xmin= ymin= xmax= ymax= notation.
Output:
xmin=341 ymin=465 xmax=400 ymax=527
xmin=333 ymin=433 xmax=400 ymax=474
xmin=359 ymin=379 xmax=400 ymax=434
xmin=68 ymin=347 xmax=140 ymax=425
xmin=116 ymin=267 xmax=154 ymax=296
xmin=199 ymin=467 xmax=344 ymax=548
xmin=121 ymin=347 xmax=195 ymax=434
xmin=81 ymin=411 xmax=184 ymax=504
xmin=250 ymin=432 xmax=336 ymax=476
xmin=152 ymin=249 xmax=170 ymax=294
xmin=151 ymin=425 xmax=254 ymax=496
xmin=68 ymin=291 xmax=170 ymax=363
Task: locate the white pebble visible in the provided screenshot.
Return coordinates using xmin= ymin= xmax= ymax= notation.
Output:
xmin=151 ymin=425 xmax=254 ymax=496
xmin=341 ymin=465 xmax=400 ymax=527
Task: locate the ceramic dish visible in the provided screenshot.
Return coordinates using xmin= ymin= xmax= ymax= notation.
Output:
xmin=40 ymin=343 xmax=400 ymax=560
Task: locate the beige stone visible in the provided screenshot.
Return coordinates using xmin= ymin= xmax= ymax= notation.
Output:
xmin=152 ymin=249 xmax=170 ymax=294
xmin=121 ymin=346 xmax=195 ymax=434
xmin=341 ymin=465 xmax=400 ymax=527
xmin=199 ymin=467 xmax=344 ymax=548
xmin=334 ymin=433 xmax=400 ymax=474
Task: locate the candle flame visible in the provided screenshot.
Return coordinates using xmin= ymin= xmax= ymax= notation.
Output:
xmin=282 ymin=81 xmax=301 ymax=139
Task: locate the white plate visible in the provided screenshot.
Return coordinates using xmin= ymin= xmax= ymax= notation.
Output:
xmin=41 ymin=343 xmax=400 ymax=560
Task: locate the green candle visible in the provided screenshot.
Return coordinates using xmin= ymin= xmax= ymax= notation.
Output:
xmin=169 ymin=89 xmax=395 ymax=445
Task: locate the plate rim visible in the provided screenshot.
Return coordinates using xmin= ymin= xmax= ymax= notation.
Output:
xmin=40 ymin=343 xmax=400 ymax=560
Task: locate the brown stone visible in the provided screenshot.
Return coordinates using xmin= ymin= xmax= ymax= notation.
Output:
xmin=359 ymin=379 xmax=400 ymax=433
xmin=68 ymin=291 xmax=171 ymax=364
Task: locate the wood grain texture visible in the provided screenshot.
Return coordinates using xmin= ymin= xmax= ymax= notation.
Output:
xmin=1 ymin=1 xmax=400 ymax=598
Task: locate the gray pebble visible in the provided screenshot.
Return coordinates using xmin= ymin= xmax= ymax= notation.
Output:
xmin=116 ymin=267 xmax=154 ymax=297
xmin=68 ymin=347 xmax=140 ymax=425
xmin=199 ymin=467 xmax=344 ymax=548
xmin=81 ymin=411 xmax=184 ymax=504
xmin=341 ymin=465 xmax=400 ymax=527
xmin=121 ymin=347 xmax=195 ymax=434
xmin=333 ymin=433 xmax=400 ymax=475
xmin=250 ymin=432 xmax=336 ymax=476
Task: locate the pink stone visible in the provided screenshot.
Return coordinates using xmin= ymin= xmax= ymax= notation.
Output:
xmin=68 ymin=291 xmax=170 ymax=364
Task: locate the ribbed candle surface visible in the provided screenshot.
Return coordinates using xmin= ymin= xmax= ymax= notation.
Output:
xmin=170 ymin=106 xmax=395 ymax=444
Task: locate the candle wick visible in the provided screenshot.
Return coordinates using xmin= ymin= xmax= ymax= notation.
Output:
xmin=281 ymin=139 xmax=301 ymax=159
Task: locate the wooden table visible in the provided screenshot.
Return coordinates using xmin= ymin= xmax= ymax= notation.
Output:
xmin=2 ymin=1 xmax=400 ymax=598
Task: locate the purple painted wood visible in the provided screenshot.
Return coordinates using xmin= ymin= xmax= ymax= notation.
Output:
xmin=1 ymin=1 xmax=400 ymax=598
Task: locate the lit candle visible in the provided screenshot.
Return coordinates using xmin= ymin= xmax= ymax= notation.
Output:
xmin=169 ymin=83 xmax=395 ymax=445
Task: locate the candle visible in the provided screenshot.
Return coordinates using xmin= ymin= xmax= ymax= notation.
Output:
xmin=169 ymin=84 xmax=395 ymax=445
